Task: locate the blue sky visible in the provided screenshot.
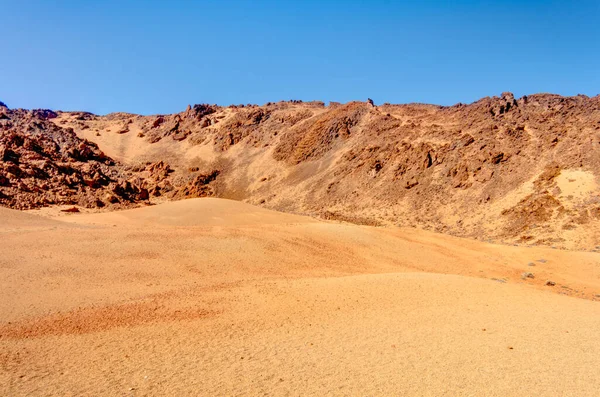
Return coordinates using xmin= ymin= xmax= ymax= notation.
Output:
xmin=1 ymin=0 xmax=598 ymax=115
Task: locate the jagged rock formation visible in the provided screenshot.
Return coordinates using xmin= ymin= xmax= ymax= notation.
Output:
xmin=3 ymin=93 xmax=600 ymax=249
xmin=0 ymin=106 xmax=220 ymax=209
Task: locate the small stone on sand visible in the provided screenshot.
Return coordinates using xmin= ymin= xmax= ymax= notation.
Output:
xmin=521 ymin=272 xmax=534 ymax=279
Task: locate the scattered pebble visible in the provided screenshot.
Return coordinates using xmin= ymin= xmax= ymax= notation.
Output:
xmin=491 ymin=278 xmax=506 ymax=283
xmin=545 ymin=280 xmax=556 ymax=286
xmin=537 ymin=259 xmax=547 ymax=263
xmin=521 ymin=272 xmax=535 ymax=279
xmin=527 ymin=262 xmax=535 ymax=267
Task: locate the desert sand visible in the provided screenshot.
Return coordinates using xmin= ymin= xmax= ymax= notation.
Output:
xmin=2 ymin=198 xmax=600 ymax=396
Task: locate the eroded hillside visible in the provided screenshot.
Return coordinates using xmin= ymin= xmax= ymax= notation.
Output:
xmin=0 ymin=104 xmax=222 ymax=209
xmin=2 ymin=93 xmax=600 ymax=249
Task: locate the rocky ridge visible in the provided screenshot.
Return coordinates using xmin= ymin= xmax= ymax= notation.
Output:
xmin=0 ymin=104 xmax=219 ymax=209
xmin=2 ymin=93 xmax=600 ymax=249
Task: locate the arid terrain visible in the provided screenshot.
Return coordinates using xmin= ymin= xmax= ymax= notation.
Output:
xmin=1 ymin=94 xmax=600 ymax=395
xmin=2 ymin=94 xmax=600 ymax=249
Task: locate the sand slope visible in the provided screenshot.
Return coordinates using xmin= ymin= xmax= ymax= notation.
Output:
xmin=0 ymin=207 xmax=66 ymax=231
xmin=1 ymin=198 xmax=600 ymax=396
xmin=52 ymin=197 xmax=315 ymax=227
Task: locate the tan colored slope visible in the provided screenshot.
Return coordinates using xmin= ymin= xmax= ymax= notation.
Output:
xmin=53 ymin=111 xmax=220 ymax=167
xmin=52 ymin=94 xmax=600 ymax=250
xmin=0 ymin=207 xmax=66 ymax=231
xmin=2 ymin=199 xmax=600 ymax=396
xmin=52 ymin=197 xmax=314 ymax=227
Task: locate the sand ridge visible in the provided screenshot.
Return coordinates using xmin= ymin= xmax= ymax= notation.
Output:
xmin=49 ymin=197 xmax=315 ymax=227
xmin=0 ymin=207 xmax=68 ymax=231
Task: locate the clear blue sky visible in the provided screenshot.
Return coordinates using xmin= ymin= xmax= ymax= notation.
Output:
xmin=1 ymin=0 xmax=598 ymax=115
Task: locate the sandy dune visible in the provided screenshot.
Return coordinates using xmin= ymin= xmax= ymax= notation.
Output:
xmin=0 ymin=207 xmax=66 ymax=231
xmin=52 ymin=198 xmax=315 ymax=227
xmin=2 ymin=198 xmax=600 ymax=396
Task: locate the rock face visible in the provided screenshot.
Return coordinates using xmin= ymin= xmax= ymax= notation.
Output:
xmin=4 ymin=93 xmax=600 ymax=249
xmin=0 ymin=107 xmax=220 ymax=209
